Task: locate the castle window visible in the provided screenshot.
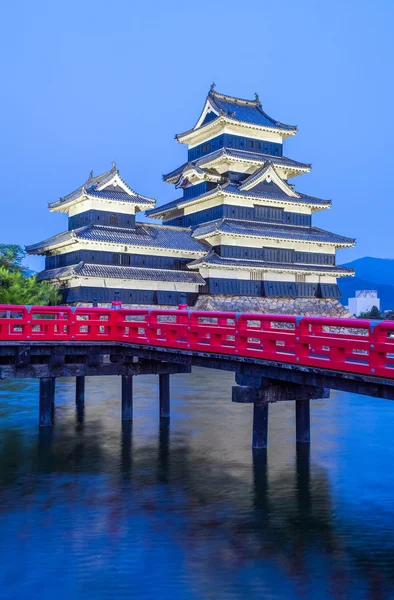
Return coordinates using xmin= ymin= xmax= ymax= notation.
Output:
xmin=247 ymin=140 xmax=254 ymax=150
xmin=256 ymin=141 xmax=261 ymax=150
xmin=109 ymin=214 xmax=119 ymax=226
xmin=121 ymin=255 xmax=130 ymax=266
xmin=112 ymin=254 xmax=121 ymax=265
xmin=251 ymin=272 xmax=264 ymax=281
xmin=296 ymin=274 xmax=306 ymax=283
xmin=228 ymin=173 xmax=239 ymax=182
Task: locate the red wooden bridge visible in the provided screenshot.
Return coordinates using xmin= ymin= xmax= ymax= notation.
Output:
xmin=1 ymin=304 xmax=394 ymax=448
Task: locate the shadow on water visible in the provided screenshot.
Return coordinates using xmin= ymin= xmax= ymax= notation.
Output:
xmin=0 ymin=372 xmax=393 ymax=599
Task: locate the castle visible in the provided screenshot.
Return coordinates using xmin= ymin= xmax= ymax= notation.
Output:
xmin=27 ymin=87 xmax=354 ymax=316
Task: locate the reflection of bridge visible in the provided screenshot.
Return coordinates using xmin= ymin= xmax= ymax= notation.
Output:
xmin=1 ymin=304 xmax=394 ymax=448
xmin=1 ymin=416 xmax=393 ymax=598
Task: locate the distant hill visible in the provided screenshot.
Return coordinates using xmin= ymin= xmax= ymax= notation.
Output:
xmin=339 ymin=257 xmax=394 ymax=311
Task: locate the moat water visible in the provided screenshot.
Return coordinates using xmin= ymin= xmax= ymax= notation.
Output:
xmin=0 ymin=368 xmax=393 ymax=599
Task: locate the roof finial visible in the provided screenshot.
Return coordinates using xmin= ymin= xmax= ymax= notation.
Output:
xmin=112 ymin=160 xmax=116 ymax=169
xmin=89 ymin=169 xmax=93 ymax=180
xmin=210 ymin=82 xmax=216 ymax=93
xmin=254 ymin=92 xmax=260 ymax=103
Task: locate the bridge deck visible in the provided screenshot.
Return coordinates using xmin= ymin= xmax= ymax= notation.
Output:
xmin=1 ymin=340 xmax=394 ymax=400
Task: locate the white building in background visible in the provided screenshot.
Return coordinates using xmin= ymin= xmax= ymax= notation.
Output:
xmin=348 ymin=290 xmax=380 ymax=316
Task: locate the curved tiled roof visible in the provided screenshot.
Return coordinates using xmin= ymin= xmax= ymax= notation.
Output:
xmin=37 ymin=262 xmax=205 ymax=284
xmin=199 ymin=148 xmax=310 ymax=170
xmin=26 ymin=230 xmax=74 ymax=253
xmin=78 ymin=224 xmax=206 ymax=252
xmin=49 ymin=164 xmax=155 ymax=210
xmin=187 ymin=251 xmax=354 ymax=276
xmin=192 ymin=218 xmax=355 ymax=247
xmin=208 ymin=90 xmax=297 ymax=132
xmin=27 ymin=224 xmax=207 ymax=255
xmin=163 ymin=149 xmax=310 ymax=183
xmin=146 ymin=183 xmax=330 ymax=219
xmin=176 ymin=90 xmax=297 ymax=139
xmin=85 ymin=188 xmax=154 ymax=204
xmin=146 ymin=197 xmax=184 ymax=217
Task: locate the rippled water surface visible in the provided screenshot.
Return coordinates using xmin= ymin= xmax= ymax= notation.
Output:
xmin=0 ymin=368 xmax=393 ymax=599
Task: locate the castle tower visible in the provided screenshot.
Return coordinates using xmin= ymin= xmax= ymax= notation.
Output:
xmin=146 ymin=87 xmax=354 ymax=313
xmin=27 ymin=164 xmax=206 ymax=305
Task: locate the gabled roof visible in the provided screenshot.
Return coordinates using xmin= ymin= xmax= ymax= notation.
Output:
xmin=176 ymin=88 xmax=297 ymax=140
xmin=49 ymin=163 xmax=155 ymax=212
xmin=187 ymin=250 xmax=354 ymax=277
xmin=36 ymin=262 xmax=206 ymax=285
xmin=239 ymin=162 xmax=298 ymax=197
xmin=175 ymin=165 xmax=222 ymax=189
xmin=207 ymin=89 xmax=297 ymax=131
xmin=26 ymin=224 xmax=208 ymax=255
xmin=192 ymin=218 xmax=355 ymax=247
xmin=163 ymin=149 xmax=310 ymax=184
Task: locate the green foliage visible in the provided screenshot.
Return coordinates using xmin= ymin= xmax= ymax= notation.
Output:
xmin=0 ymin=245 xmax=27 ymax=273
xmin=0 ymin=268 xmax=61 ymax=305
xmin=358 ymin=305 xmax=382 ymax=319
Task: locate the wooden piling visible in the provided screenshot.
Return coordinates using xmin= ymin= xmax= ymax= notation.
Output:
xmin=121 ymin=375 xmax=133 ymax=421
xmin=76 ymin=376 xmax=85 ymax=406
xmin=159 ymin=373 xmax=170 ymax=419
xmin=39 ymin=377 xmax=55 ymax=427
xmin=252 ymin=402 xmax=269 ymax=449
xmin=296 ymin=399 xmax=311 ymax=443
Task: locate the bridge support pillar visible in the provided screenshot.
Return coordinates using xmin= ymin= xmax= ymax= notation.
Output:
xmin=253 ymin=402 xmax=269 ymax=449
xmin=76 ymin=376 xmax=85 ymax=406
xmin=159 ymin=374 xmax=170 ymax=419
xmin=39 ymin=377 xmax=55 ymax=427
xmin=121 ymin=375 xmax=133 ymax=421
xmin=232 ymin=374 xmax=328 ymax=448
xmin=296 ymin=399 xmax=310 ymax=443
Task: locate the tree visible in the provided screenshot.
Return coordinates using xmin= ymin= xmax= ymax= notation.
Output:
xmin=358 ymin=305 xmax=382 ymax=319
xmin=0 ymin=268 xmax=61 ymax=305
xmin=0 ymin=245 xmax=27 ymax=273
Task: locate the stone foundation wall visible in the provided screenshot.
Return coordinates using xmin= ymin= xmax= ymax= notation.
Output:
xmin=193 ymin=295 xmax=352 ymax=318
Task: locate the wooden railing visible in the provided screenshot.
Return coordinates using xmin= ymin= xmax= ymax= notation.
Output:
xmin=0 ymin=305 xmax=393 ymax=378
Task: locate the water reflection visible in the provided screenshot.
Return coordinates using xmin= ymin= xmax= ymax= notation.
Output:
xmin=0 ymin=370 xmax=392 ymax=599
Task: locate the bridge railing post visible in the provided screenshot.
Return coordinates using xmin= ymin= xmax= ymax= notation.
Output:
xmin=298 ymin=316 xmax=374 ymax=374
xmin=295 ymin=316 xmax=310 ymax=364
xmin=28 ymin=306 xmax=72 ymax=341
xmin=0 ymin=305 xmax=29 ymax=341
xmin=370 ymin=321 xmax=394 ymax=377
xmin=235 ymin=313 xmax=248 ymax=355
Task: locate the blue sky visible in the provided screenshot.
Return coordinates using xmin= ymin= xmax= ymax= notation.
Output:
xmin=0 ymin=0 xmax=393 ymax=271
